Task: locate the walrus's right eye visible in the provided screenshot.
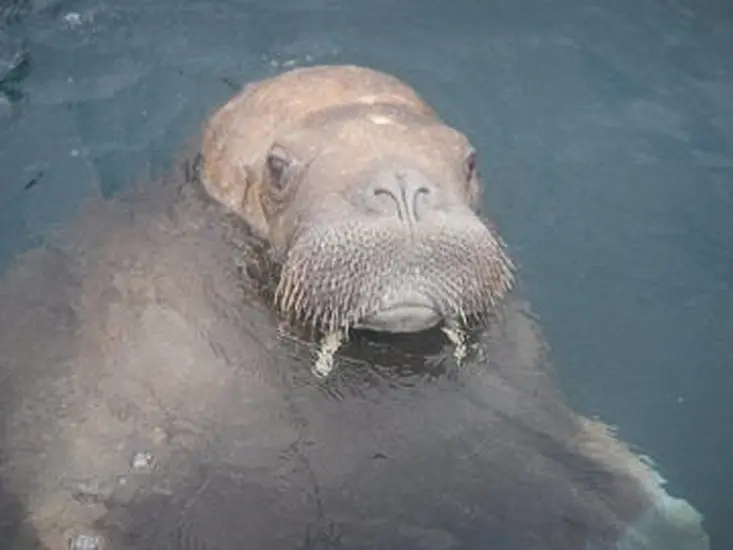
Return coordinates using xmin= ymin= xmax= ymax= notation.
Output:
xmin=463 ymin=149 xmax=477 ymax=182
xmin=266 ymin=145 xmax=295 ymax=192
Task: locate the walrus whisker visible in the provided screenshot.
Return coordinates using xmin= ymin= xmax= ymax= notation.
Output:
xmin=459 ymin=307 xmax=468 ymax=327
xmin=273 ymin=278 xmax=290 ymax=314
xmin=291 ymin=284 xmax=308 ymax=320
xmin=279 ymin=283 xmax=294 ymax=318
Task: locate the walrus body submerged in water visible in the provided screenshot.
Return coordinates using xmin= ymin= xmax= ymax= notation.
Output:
xmin=0 ymin=65 xmax=709 ymax=549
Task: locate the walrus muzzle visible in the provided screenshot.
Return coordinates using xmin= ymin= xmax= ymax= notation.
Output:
xmin=199 ymin=65 xmax=519 ymax=340
xmin=273 ymin=166 xmax=516 ymax=335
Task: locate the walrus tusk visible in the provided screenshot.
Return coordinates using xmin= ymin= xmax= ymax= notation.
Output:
xmin=312 ymin=329 xmax=347 ymax=378
xmin=441 ymin=323 xmax=468 ymax=365
xmin=313 ymin=323 xmax=468 ymax=378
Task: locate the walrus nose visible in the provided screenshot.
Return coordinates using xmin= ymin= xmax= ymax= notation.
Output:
xmin=367 ymin=169 xmax=435 ymax=224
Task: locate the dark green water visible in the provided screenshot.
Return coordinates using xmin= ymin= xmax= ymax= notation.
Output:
xmin=1 ymin=0 xmax=731 ymax=547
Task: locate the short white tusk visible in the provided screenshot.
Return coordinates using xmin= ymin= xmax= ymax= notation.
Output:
xmin=441 ymin=323 xmax=468 ymax=365
xmin=312 ymin=330 xmax=346 ymax=378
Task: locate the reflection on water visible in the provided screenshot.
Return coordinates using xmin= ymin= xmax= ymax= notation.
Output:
xmin=0 ymin=0 xmax=731 ymax=547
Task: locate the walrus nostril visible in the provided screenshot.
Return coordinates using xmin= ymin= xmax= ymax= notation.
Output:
xmin=367 ymin=170 xmax=434 ymax=223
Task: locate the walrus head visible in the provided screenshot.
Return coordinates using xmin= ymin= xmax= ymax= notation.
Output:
xmin=201 ymin=66 xmax=515 ymax=341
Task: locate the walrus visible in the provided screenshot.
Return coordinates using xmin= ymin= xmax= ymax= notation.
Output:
xmin=0 ymin=64 xmax=709 ymax=550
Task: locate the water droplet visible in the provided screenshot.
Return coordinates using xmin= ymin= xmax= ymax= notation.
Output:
xmin=68 ymin=533 xmax=103 ymax=550
xmin=131 ymin=451 xmax=155 ymax=471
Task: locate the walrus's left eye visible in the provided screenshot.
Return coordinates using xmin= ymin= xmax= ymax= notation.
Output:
xmin=266 ymin=144 xmax=295 ymax=192
xmin=463 ymin=149 xmax=477 ymax=181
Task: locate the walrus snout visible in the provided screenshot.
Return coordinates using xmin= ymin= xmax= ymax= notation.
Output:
xmin=365 ymin=167 xmax=436 ymax=225
xmin=273 ymin=212 xmax=516 ymax=335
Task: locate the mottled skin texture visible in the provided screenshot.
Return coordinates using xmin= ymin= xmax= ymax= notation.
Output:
xmin=0 ymin=65 xmax=709 ymax=550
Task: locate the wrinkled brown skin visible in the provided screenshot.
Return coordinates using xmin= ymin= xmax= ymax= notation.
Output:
xmin=0 ymin=65 xmax=708 ymax=550
xmin=201 ymin=64 xmax=446 ymax=242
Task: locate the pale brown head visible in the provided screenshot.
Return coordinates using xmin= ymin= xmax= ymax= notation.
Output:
xmin=201 ymin=65 xmax=516 ymax=335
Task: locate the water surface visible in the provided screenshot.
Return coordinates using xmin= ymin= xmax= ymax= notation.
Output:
xmin=1 ymin=0 xmax=731 ymax=547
